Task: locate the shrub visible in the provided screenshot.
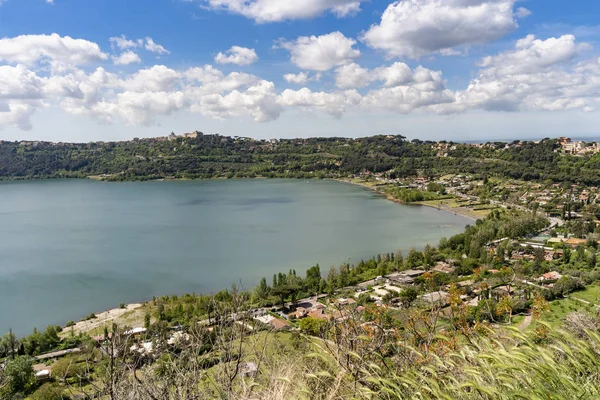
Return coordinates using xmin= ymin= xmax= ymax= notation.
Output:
xmin=31 ymin=383 xmax=66 ymax=400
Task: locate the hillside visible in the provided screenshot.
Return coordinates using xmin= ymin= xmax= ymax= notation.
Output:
xmin=3 ymin=134 xmax=600 ymax=185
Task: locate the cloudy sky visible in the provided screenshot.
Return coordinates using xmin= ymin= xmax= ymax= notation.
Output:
xmin=1 ymin=0 xmax=600 ymax=142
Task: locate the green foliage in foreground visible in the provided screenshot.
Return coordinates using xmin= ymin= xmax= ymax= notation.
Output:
xmin=0 ymin=356 xmax=36 ymax=398
xmin=362 ymin=326 xmax=600 ymax=400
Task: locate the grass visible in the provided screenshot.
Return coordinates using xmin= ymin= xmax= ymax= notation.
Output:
xmin=541 ymin=297 xmax=593 ymax=328
xmin=511 ymin=314 xmax=525 ymax=327
xmin=571 ymin=285 xmax=600 ymax=304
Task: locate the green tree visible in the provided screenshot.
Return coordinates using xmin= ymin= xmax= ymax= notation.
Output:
xmin=0 ymin=329 xmax=19 ymax=359
xmin=398 ymin=287 xmax=419 ymax=308
xmin=299 ymin=317 xmax=326 ymax=336
xmin=1 ymin=356 xmax=35 ymax=397
xmin=51 ymin=357 xmax=86 ymax=381
xmin=423 ymin=244 xmax=436 ymax=267
xmin=405 ymin=248 xmax=423 ymax=269
xmin=254 ymin=277 xmax=270 ymax=300
xmin=305 ymin=265 xmax=321 ymax=294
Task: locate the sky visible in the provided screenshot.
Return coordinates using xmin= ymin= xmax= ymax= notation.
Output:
xmin=1 ymin=0 xmax=600 ymax=142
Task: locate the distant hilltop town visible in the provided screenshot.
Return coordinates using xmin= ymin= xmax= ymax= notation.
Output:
xmin=433 ymin=136 xmax=600 ymax=157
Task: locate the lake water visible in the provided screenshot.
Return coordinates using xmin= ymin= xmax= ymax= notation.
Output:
xmin=0 ymin=179 xmax=470 ymax=335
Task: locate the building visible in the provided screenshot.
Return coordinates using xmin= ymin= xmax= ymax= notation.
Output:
xmin=308 ymin=309 xmax=331 ymax=321
xmin=421 ymin=291 xmax=450 ymax=305
xmin=538 ymin=271 xmax=563 ymax=281
xmin=432 ymin=262 xmax=456 ymax=274
xmin=336 ymin=298 xmax=356 ymax=307
xmin=268 ymin=318 xmax=292 ymax=330
xmin=33 ymin=364 xmax=51 ymax=382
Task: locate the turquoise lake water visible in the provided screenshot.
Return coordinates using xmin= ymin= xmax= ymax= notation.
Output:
xmin=0 ymin=179 xmax=470 ymax=334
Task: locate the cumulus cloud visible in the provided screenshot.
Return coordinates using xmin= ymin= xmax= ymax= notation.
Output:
xmin=112 ymin=51 xmax=141 ymax=65
xmin=0 ymin=64 xmax=45 ymax=100
xmin=109 ymin=36 xmax=169 ymax=55
xmin=438 ymin=34 xmax=600 ymax=113
xmin=335 ymin=62 xmax=425 ymax=89
xmin=278 ymin=31 xmax=360 ymax=71
xmin=144 ymin=37 xmax=170 ymax=55
xmin=2 ymin=31 xmax=600 ymax=132
xmin=0 ymin=102 xmax=36 ymax=130
xmin=478 ymin=34 xmax=589 ymax=75
xmin=361 ymin=65 xmax=455 ymax=113
xmin=283 ymin=72 xmax=321 ymax=84
xmin=109 ymin=35 xmax=142 ymax=50
xmin=279 ymin=88 xmax=361 ymax=117
xmin=123 ymin=65 xmax=181 ymax=92
xmin=202 ymin=0 xmax=365 ymax=23
xmin=215 ymin=46 xmax=258 ymax=65
xmin=190 ymin=80 xmax=282 ymax=122
xmin=362 ymin=0 xmax=527 ymax=59
xmin=185 ymin=66 xmax=259 ymax=94
xmin=0 ymin=33 xmax=108 ymax=65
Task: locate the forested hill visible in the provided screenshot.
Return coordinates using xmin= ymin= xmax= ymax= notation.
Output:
xmin=2 ymin=133 xmax=600 ymax=184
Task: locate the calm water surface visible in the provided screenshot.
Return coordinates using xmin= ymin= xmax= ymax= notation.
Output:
xmin=0 ymin=179 xmax=470 ymax=334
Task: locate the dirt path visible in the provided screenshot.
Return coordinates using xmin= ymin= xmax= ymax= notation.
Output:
xmin=518 ymin=314 xmax=532 ymax=331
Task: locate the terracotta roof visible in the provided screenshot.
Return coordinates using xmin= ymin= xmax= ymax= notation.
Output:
xmin=308 ymin=309 xmax=331 ymax=320
xmin=268 ymin=318 xmax=291 ymax=330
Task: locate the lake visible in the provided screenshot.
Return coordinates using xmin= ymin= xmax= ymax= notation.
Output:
xmin=0 ymin=179 xmax=470 ymax=335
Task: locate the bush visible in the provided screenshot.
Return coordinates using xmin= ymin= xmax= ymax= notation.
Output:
xmin=82 ymin=313 xmax=96 ymax=321
xmin=299 ymin=317 xmax=326 ymax=336
xmin=31 ymin=383 xmax=66 ymax=400
xmin=51 ymin=357 xmax=87 ymax=381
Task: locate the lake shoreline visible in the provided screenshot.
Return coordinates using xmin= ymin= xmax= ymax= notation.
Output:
xmin=331 ymin=178 xmax=480 ymax=222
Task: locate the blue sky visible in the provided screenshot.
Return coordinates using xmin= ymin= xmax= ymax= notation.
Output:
xmin=1 ymin=0 xmax=600 ymax=142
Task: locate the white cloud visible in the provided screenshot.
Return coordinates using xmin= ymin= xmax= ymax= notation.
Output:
xmin=279 ymin=31 xmax=360 ymax=71
xmin=46 ymin=0 xmax=54 ymax=4
xmin=112 ymin=51 xmax=142 ymax=66
xmin=215 ymin=46 xmax=258 ymax=66
xmin=184 ymin=66 xmax=259 ymax=94
xmin=0 ymin=33 xmax=108 ymax=65
xmin=123 ymin=65 xmax=181 ymax=92
xmin=0 ymin=102 xmax=36 ymax=130
xmin=109 ymin=36 xmax=169 ymax=55
xmin=2 ymin=31 xmax=600 ymax=133
xmin=334 ymin=63 xmax=371 ymax=89
xmin=515 ymin=7 xmax=531 ymax=18
xmin=144 ymin=37 xmax=170 ymax=55
xmin=335 ymin=62 xmax=425 ymax=89
xmin=478 ymin=34 xmax=589 ymax=75
xmin=203 ymin=0 xmax=365 ymax=23
xmin=278 ymin=88 xmax=361 ymax=117
xmin=190 ymin=80 xmax=282 ymax=122
xmin=283 ymin=72 xmax=321 ymax=84
xmin=362 ymin=0 xmax=526 ymax=59
xmin=109 ymin=35 xmax=142 ymax=50
xmin=361 ymin=65 xmax=455 ymax=113
xmin=438 ymin=35 xmax=600 ymax=113
xmin=0 ymin=64 xmax=45 ymax=100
